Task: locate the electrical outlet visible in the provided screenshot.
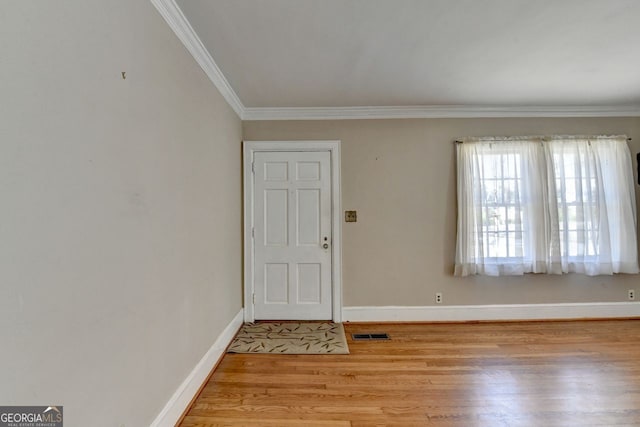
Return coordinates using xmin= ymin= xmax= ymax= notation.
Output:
xmin=629 ymin=289 xmax=635 ymax=301
xmin=435 ymin=292 xmax=443 ymax=304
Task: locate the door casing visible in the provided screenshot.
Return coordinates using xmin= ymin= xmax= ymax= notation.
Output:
xmin=243 ymin=141 xmax=342 ymax=322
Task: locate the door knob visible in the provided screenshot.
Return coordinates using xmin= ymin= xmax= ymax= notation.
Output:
xmin=322 ymin=243 xmax=329 ymax=249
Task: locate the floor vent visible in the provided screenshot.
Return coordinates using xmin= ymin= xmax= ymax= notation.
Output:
xmin=351 ymin=333 xmax=390 ymax=341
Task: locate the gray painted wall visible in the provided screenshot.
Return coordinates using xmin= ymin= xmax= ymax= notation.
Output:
xmin=1 ymin=1 xmax=242 ymax=425
xmin=244 ymin=117 xmax=640 ymax=307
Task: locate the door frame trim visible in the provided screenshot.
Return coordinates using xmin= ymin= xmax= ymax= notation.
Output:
xmin=243 ymin=141 xmax=342 ymax=322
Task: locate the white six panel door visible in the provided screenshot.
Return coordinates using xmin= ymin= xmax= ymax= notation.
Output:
xmin=253 ymin=151 xmax=332 ymax=320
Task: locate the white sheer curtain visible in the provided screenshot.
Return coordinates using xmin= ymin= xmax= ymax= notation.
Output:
xmin=455 ymin=135 xmax=639 ymax=277
xmin=547 ymin=136 xmax=639 ymax=275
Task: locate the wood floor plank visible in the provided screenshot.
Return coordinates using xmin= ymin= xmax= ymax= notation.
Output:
xmin=179 ymin=319 xmax=640 ymax=426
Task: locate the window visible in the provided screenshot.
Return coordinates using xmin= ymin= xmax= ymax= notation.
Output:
xmin=478 ymin=149 xmax=524 ymax=259
xmin=455 ymin=136 xmax=639 ymax=276
xmin=550 ymin=142 xmax=599 ymax=259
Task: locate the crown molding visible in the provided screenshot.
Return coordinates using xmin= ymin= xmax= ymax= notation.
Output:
xmin=151 ymin=0 xmax=245 ymax=118
xmin=243 ymin=104 xmax=640 ymax=120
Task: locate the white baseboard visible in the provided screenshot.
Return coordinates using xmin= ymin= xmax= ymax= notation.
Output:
xmin=150 ymin=308 xmax=244 ymax=427
xmin=343 ymin=302 xmax=640 ymax=322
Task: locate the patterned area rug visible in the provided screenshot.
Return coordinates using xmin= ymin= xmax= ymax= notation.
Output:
xmin=228 ymin=322 xmax=350 ymax=354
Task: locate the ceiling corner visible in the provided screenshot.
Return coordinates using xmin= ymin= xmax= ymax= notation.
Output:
xmin=150 ymin=0 xmax=246 ymax=119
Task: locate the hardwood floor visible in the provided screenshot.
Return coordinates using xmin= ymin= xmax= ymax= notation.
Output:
xmin=180 ymin=320 xmax=640 ymax=426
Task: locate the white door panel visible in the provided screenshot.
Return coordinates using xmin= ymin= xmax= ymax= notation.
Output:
xmin=254 ymin=151 xmax=332 ymax=319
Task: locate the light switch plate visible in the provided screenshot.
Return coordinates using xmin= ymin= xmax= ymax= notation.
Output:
xmin=345 ymin=210 xmax=357 ymax=222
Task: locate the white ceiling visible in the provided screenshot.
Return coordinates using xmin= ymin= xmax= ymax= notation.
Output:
xmin=171 ymin=0 xmax=640 ymax=117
